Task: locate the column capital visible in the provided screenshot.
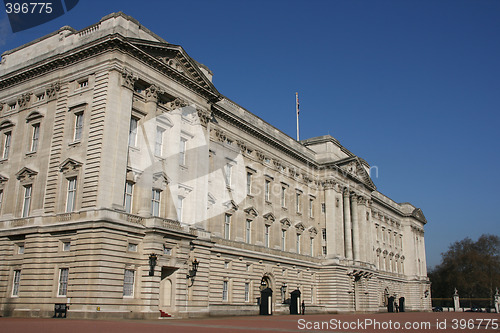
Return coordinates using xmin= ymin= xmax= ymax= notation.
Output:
xmin=145 ymin=84 xmax=164 ymax=103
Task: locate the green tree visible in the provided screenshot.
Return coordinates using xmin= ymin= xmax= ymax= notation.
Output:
xmin=429 ymin=234 xmax=500 ymax=302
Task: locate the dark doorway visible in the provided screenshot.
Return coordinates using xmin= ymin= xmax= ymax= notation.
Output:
xmin=260 ymin=287 xmax=273 ymax=315
xmin=388 ymin=296 xmax=395 ymax=312
xmin=290 ymin=289 xmax=301 ymax=314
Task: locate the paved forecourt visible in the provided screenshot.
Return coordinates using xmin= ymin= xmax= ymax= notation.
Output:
xmin=0 ymin=312 xmax=499 ymax=333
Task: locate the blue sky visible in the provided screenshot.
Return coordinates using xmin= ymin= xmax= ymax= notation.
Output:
xmin=1 ymin=0 xmax=499 ymax=268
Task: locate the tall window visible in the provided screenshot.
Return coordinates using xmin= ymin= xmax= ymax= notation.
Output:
xmin=281 ymin=229 xmax=286 ymax=251
xmin=58 ymin=268 xmax=69 ymax=296
xmin=322 ymin=228 xmax=327 ymax=241
xmin=265 ymin=180 xmax=270 ymax=201
xmin=309 ymin=198 xmax=314 ymax=217
xmin=177 ymin=196 xmax=184 ymax=222
xmin=66 ymin=178 xmax=77 ymax=213
xmin=281 ymin=186 xmax=286 ymax=207
xmin=244 ymin=282 xmax=250 ymax=302
xmin=322 ymin=246 xmax=327 ymax=255
xmin=123 ymin=269 xmax=134 ymax=297
xmin=224 ymin=214 xmax=231 ymax=239
xmin=151 ymin=189 xmax=161 ymax=217
xmin=222 ymin=280 xmax=228 ymax=301
xmin=264 ymin=225 xmax=270 ymax=248
xmin=128 ymin=118 xmax=138 ymax=147
xmin=296 ymin=233 xmax=301 ymax=254
xmin=310 ymin=238 xmax=314 ymax=256
xmin=30 ymin=123 xmax=40 ymax=152
xmin=12 ymin=270 xmax=21 ymax=296
xmin=74 ymin=113 xmax=83 ymax=141
xmin=22 ymin=185 xmax=32 ymax=217
xmin=124 ymin=181 xmax=133 ymax=213
xmin=179 ymin=138 xmax=187 ymax=165
xmin=2 ymin=131 xmax=11 ymax=159
xmin=245 ymin=220 xmax=251 ymax=243
xmin=246 ymin=172 xmax=252 ymax=195
xmin=296 ymin=192 xmax=301 ymax=213
xmin=0 ymin=189 xmax=3 ymax=212
xmin=225 ymin=163 xmax=232 ymax=187
xmin=155 ymin=127 xmax=164 ymax=156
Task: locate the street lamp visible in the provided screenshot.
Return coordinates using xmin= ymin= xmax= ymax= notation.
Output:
xmin=148 ymin=253 xmax=157 ymax=276
xmin=187 ymin=259 xmax=200 ymax=279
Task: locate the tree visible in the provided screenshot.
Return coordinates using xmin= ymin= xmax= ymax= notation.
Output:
xmin=429 ymin=234 xmax=500 ymax=301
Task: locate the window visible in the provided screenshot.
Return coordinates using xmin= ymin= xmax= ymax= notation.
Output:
xmin=296 ymin=234 xmax=301 ymax=254
xmin=78 ymin=80 xmax=88 ymax=88
xmin=246 ymin=172 xmax=252 ymax=195
xmin=224 ymin=214 xmax=230 ymax=239
xmin=0 ymin=189 xmax=3 ymax=212
xmin=128 ymin=118 xmax=138 ymax=147
xmin=265 ymin=180 xmax=270 ymax=202
xmin=63 ymin=241 xmax=71 ymax=252
xmin=179 ymin=138 xmax=187 ymax=165
xmin=281 ymin=229 xmax=286 ymax=251
xmin=22 ymin=185 xmax=32 ymax=217
xmin=151 ymin=189 xmax=161 ymax=217
xmin=12 ymin=270 xmax=21 ymax=296
xmin=225 ymin=163 xmax=232 ymax=187
xmin=245 ymin=220 xmax=251 ymax=243
xmin=310 ymin=238 xmax=314 ymax=256
xmin=17 ymin=244 xmax=25 ymax=254
xmin=58 ymin=268 xmax=69 ymax=296
xmin=264 ymin=225 xmax=270 ymax=248
xmin=321 ymin=203 xmax=326 ymax=213
xmin=128 ymin=243 xmax=137 ymax=252
xmin=2 ymin=131 xmax=11 ymax=159
xmin=322 ymin=228 xmax=327 ymax=241
xmin=123 ymin=269 xmax=134 ymax=297
xmin=74 ymin=113 xmax=83 ymax=141
xmin=244 ymin=282 xmax=250 ymax=302
xmin=30 ymin=123 xmax=40 ymax=152
xmin=224 ymin=261 xmax=229 ymax=269
xmin=124 ymin=181 xmax=133 ymax=213
xmin=222 ymin=280 xmax=228 ymax=301
xmin=296 ymin=192 xmax=301 ymax=213
xmin=163 ymin=246 xmax=172 ymax=255
xmin=309 ymin=198 xmax=314 ymax=217
xmin=281 ymin=186 xmax=286 ymax=207
xmin=66 ymin=178 xmax=77 ymax=213
xmin=177 ymin=196 xmax=184 ymax=222
xmin=8 ymin=103 xmax=16 ymax=111
xmin=155 ymin=127 xmax=164 ymax=156
xmin=36 ymin=93 xmax=45 ymax=102
xmin=322 ymin=246 xmax=327 ymax=255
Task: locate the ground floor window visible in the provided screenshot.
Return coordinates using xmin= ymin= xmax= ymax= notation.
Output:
xmin=123 ymin=269 xmax=135 ymax=297
xmin=58 ymin=268 xmax=69 ymax=296
xmin=12 ymin=270 xmax=21 ymax=296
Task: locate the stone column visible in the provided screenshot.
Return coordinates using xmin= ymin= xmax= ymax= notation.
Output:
xmin=343 ymin=189 xmax=353 ymax=260
xmin=351 ymin=193 xmax=360 ymax=261
xmin=324 ymin=181 xmax=337 ymax=257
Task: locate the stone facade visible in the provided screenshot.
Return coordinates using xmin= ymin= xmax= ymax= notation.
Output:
xmin=0 ymin=12 xmax=431 ymax=319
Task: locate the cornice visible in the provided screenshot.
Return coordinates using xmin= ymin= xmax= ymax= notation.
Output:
xmin=0 ymin=34 xmax=220 ymax=103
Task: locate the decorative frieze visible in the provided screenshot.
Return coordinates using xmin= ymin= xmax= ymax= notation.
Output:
xmin=165 ymin=97 xmax=188 ymax=111
xmin=145 ymin=84 xmax=164 ymax=103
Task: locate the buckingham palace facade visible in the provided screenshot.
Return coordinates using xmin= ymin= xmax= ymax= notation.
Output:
xmin=0 ymin=13 xmax=431 ymax=318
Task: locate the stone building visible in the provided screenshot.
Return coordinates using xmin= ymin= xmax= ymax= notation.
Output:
xmin=0 ymin=13 xmax=430 ymax=318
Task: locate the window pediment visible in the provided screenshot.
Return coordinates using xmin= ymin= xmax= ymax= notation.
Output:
xmin=0 ymin=120 xmax=14 ymax=130
xmin=59 ymin=158 xmax=83 ymax=176
xmin=16 ymin=167 xmax=37 ymax=183
xmin=244 ymin=206 xmax=259 ymax=218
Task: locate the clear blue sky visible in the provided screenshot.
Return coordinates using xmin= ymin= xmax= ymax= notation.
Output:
xmin=1 ymin=0 xmax=499 ymax=268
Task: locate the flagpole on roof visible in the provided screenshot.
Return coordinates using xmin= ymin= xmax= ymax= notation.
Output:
xmin=296 ymin=92 xmax=300 ymax=141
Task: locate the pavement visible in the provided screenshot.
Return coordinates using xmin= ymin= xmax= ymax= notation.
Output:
xmin=1 ymin=311 xmax=499 ymax=332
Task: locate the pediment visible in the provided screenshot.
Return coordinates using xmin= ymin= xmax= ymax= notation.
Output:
xmin=223 ymin=200 xmax=238 ymax=212
xmin=26 ymin=111 xmax=43 ymax=122
xmin=333 ymin=157 xmax=376 ymax=191
xmin=280 ymin=217 xmax=291 ymax=229
xmin=244 ymin=206 xmax=259 ymax=217
xmin=0 ymin=120 xmax=14 ymax=130
xmin=411 ymin=208 xmax=427 ymax=224
xmin=128 ymin=38 xmax=219 ymax=99
xmin=295 ymin=222 xmax=305 ymax=233
xmin=308 ymin=226 xmax=318 ymax=236
xmin=59 ymin=158 xmax=82 ymax=174
xmin=16 ymin=167 xmax=37 ymax=182
xmin=0 ymin=174 xmax=8 ymax=185
xmin=262 ymin=212 xmax=275 ymax=221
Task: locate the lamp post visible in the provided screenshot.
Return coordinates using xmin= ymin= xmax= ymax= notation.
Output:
xmin=187 ymin=258 xmax=199 ymax=279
